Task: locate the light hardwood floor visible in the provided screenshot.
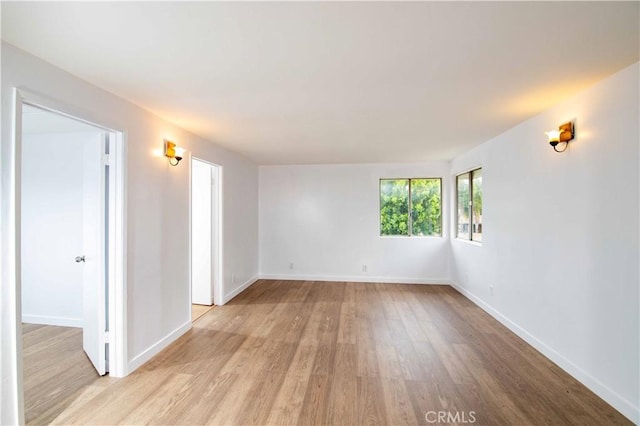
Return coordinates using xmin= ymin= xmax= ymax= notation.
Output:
xmin=192 ymin=303 xmax=214 ymax=322
xmin=22 ymin=323 xmax=104 ymax=425
xmin=24 ymin=280 xmax=631 ymax=425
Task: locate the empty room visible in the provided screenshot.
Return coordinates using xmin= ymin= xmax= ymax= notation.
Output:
xmin=1 ymin=2 xmax=638 ymax=425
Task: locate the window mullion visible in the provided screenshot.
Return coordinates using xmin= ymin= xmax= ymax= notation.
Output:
xmin=469 ymin=171 xmax=473 ymax=241
xmin=408 ymin=179 xmax=412 ymax=236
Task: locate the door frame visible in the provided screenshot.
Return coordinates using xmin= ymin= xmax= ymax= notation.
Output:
xmin=189 ymin=156 xmax=223 ymax=311
xmin=9 ymin=87 xmax=127 ymax=423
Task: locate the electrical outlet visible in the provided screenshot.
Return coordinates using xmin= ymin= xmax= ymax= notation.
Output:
xmin=289 ymin=262 xmax=294 ymax=270
xmin=362 ymin=264 xmax=367 ymax=273
xmin=489 ymin=285 xmax=494 ymax=296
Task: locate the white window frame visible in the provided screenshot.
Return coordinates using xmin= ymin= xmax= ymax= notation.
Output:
xmin=379 ymin=177 xmax=443 ymax=238
xmin=455 ymin=167 xmax=482 ymax=242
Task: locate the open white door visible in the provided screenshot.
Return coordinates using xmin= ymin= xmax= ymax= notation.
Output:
xmin=192 ymin=159 xmax=213 ymax=305
xmin=210 ymin=165 xmax=221 ymax=306
xmin=80 ymin=132 xmax=107 ymax=375
xmin=191 ymin=158 xmax=222 ymax=307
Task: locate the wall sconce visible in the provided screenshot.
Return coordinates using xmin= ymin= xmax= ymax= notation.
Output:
xmin=164 ymin=139 xmax=185 ymax=166
xmin=545 ymin=122 xmax=574 ymax=153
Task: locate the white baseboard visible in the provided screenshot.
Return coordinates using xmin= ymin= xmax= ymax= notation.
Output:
xmin=259 ymin=273 xmax=451 ymax=285
xmin=449 ymin=281 xmax=639 ymax=424
xmin=127 ymin=321 xmax=192 ymax=374
xmin=222 ymin=275 xmax=259 ymax=305
xmin=22 ymin=314 xmax=83 ymax=328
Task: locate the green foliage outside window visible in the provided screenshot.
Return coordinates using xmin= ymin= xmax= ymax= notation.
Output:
xmin=411 ymin=179 xmax=442 ymax=236
xmin=456 ymin=168 xmax=482 ymax=242
xmin=457 ymin=175 xmax=470 ymax=239
xmin=380 ymin=179 xmax=409 ymax=236
xmin=471 ymin=169 xmax=483 ymax=241
xmin=380 ymin=178 xmax=441 ymax=237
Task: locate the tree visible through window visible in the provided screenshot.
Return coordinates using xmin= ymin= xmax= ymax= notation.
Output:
xmin=456 ymin=168 xmax=482 ymax=242
xmin=380 ymin=178 xmax=442 ymax=237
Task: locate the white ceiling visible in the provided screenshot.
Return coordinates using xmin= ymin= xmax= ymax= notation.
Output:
xmin=2 ymin=2 xmax=638 ymax=165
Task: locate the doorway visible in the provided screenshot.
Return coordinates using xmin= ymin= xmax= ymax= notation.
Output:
xmin=190 ymin=158 xmax=222 ymax=321
xmin=10 ymin=89 xmax=126 ymax=424
xmin=20 ymin=104 xmax=109 ymax=422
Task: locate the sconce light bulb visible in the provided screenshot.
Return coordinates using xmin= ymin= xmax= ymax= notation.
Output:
xmin=175 ymin=147 xmax=186 ymax=157
xmin=545 ymin=130 xmax=560 ymax=143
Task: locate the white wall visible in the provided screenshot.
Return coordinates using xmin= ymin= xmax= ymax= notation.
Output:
xmin=1 ymin=42 xmax=259 ymax=424
xmin=259 ymin=162 xmax=450 ymax=283
xmin=21 ymin=130 xmax=102 ymax=327
xmin=449 ymin=63 xmax=639 ymax=422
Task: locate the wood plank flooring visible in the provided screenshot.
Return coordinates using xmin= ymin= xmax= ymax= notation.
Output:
xmin=24 ymin=280 xmax=631 ymax=425
xmin=192 ymin=303 xmax=214 ymax=322
xmin=22 ymin=323 xmax=106 ymax=425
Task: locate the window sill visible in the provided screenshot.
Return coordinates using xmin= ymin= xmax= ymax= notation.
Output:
xmin=379 ymin=235 xmax=444 ymax=239
xmin=453 ymin=238 xmax=482 ymax=246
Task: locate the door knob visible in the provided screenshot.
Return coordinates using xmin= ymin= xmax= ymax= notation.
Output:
xmin=75 ymin=256 xmax=85 ymax=263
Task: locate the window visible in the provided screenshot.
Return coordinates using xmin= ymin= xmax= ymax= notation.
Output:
xmin=380 ymin=178 xmax=442 ymax=237
xmin=456 ymin=168 xmax=482 ymax=242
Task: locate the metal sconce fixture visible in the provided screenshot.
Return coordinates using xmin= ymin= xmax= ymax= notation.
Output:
xmin=164 ymin=139 xmax=185 ymax=166
xmin=545 ymin=122 xmax=574 ymax=153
